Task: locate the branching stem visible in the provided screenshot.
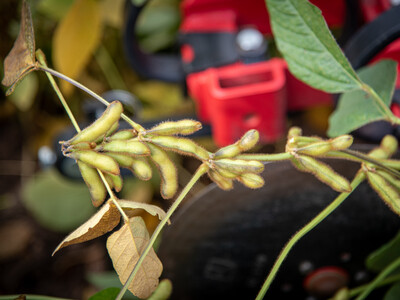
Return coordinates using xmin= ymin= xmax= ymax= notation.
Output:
xmin=116 ymin=163 xmax=209 ymax=300
xmin=255 ymin=171 xmax=366 ymax=300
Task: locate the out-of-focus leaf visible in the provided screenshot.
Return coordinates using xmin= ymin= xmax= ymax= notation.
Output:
xmin=384 ymin=283 xmax=400 ymax=300
xmin=107 ymin=217 xmax=163 ymax=299
xmin=87 ymin=272 xmax=140 ymax=300
xmin=52 ymin=200 xmax=120 ymax=255
xmin=9 ymin=72 xmax=38 ymax=111
xmin=100 ymin=0 xmax=125 ymax=29
xmin=0 ymin=220 xmax=32 ymax=261
xmin=36 ymin=0 xmax=74 ymax=20
xmin=147 ymin=279 xmax=173 ymax=300
xmin=52 ymin=0 xmax=102 ymax=96
xmin=118 ymin=199 xmax=168 ymax=223
xmin=366 ymin=231 xmax=400 ymax=273
xmin=2 ymin=0 xmax=36 ymax=95
xmin=328 ymin=60 xmax=397 ymax=137
xmin=22 ymin=168 xmax=96 ymax=232
xmin=88 ymin=287 xmax=120 ymax=300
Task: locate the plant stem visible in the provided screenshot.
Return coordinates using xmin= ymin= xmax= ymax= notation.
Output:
xmin=37 ymin=64 xmax=144 ymax=132
xmin=237 ymin=152 xmax=292 ymax=161
xmin=116 ymin=163 xmax=209 ymax=300
xmin=354 ymin=256 xmax=400 ymax=300
xmin=362 ymin=83 xmax=400 ymax=125
xmin=255 ymin=171 xmax=366 ymax=300
xmin=36 ymin=52 xmax=81 ymax=133
xmin=349 ymin=273 xmax=400 ymax=297
xmin=97 ymin=170 xmax=129 ymax=222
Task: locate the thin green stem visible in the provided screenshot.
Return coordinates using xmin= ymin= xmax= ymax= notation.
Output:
xmin=116 ymin=163 xmax=209 ymax=300
xmin=97 ymin=170 xmax=129 ymax=222
xmin=349 ymin=273 xmax=400 ymax=297
xmin=255 ymin=171 xmax=366 ymax=300
xmin=36 ymin=52 xmax=80 ymax=133
xmin=237 ymin=152 xmax=292 ymax=161
xmin=37 ymin=64 xmax=144 ymax=132
xmin=354 ymin=256 xmax=400 ymax=300
xmin=362 ymin=83 xmax=400 ymax=124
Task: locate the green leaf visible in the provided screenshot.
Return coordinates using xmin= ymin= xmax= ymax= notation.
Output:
xmin=327 ymin=60 xmax=397 ymax=137
xmin=366 ymin=231 xmax=400 ymax=273
xmin=22 ymin=168 xmax=96 ymax=232
xmin=384 ymin=283 xmax=400 ymax=300
xmin=266 ymin=0 xmax=361 ymax=93
xmin=88 ymin=287 xmax=120 ymax=300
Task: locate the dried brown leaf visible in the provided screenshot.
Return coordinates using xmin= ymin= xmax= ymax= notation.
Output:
xmin=52 ymin=200 xmax=120 ymax=255
xmin=107 ymin=217 xmax=163 ymax=299
xmin=118 ymin=200 xmax=170 ymax=224
xmin=2 ymin=0 xmax=36 ymax=95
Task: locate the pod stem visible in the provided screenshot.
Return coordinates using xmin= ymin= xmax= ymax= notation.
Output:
xmin=349 ymin=273 xmax=400 ymax=298
xmin=36 ymin=51 xmax=81 ymax=133
xmin=255 ymin=171 xmax=366 ymax=300
xmin=116 ymin=163 xmax=209 ymax=300
xmin=37 ymin=63 xmax=144 ymax=132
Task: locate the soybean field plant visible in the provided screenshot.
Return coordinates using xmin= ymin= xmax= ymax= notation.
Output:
xmin=3 ymin=1 xmax=400 ymax=299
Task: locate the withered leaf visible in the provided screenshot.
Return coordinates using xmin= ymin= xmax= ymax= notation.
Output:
xmin=118 ymin=200 xmax=170 ymax=224
xmin=53 ymin=200 xmax=120 ymax=255
xmin=2 ymin=0 xmax=36 ymax=95
xmin=107 ymin=217 xmax=163 ymax=299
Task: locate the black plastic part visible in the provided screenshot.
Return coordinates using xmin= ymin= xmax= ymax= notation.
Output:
xmin=180 ymin=32 xmax=239 ymax=74
xmin=123 ymin=1 xmax=184 ymax=82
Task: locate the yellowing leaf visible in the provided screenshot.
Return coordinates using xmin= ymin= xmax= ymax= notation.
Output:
xmin=118 ymin=199 xmax=170 ymax=224
xmin=2 ymin=0 xmax=36 ymax=95
xmin=53 ymin=200 xmax=120 ymax=255
xmin=52 ymin=0 xmax=102 ymax=95
xmin=107 ymin=217 xmax=163 ymax=299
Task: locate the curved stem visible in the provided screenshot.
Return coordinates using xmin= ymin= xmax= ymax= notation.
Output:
xmin=116 ymin=163 xmax=209 ymax=300
xmin=349 ymin=273 xmax=400 ymax=297
xmin=36 ymin=52 xmax=80 ymax=133
xmin=37 ymin=64 xmax=144 ymax=132
xmin=255 ymin=171 xmax=366 ymax=300
xmin=355 ymin=256 xmax=400 ymax=300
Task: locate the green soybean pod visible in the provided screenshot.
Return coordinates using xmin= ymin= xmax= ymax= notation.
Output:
xmin=77 ymin=161 xmax=107 ymax=207
xmin=214 ymin=158 xmax=264 ymax=174
xmin=131 ymin=157 xmax=153 ymax=181
xmin=215 ymin=167 xmax=238 ymax=179
xmin=94 ymin=120 xmax=119 ymax=144
xmin=296 ymin=140 xmax=332 ymax=156
xmin=69 ymin=141 xmax=96 ymax=151
xmin=208 ymin=170 xmax=234 ymax=190
xmin=213 ymin=144 xmax=241 ymax=159
xmin=381 ymin=135 xmax=398 ymax=157
xmin=297 ymin=155 xmax=351 ymax=193
xmin=70 ymin=150 xmax=120 ymax=175
xmin=237 ymin=173 xmax=265 ymax=189
xmin=376 ymin=170 xmax=400 ymax=190
xmin=147 ymin=143 xmax=178 ymax=199
xmin=69 ymin=101 xmax=123 ymax=145
xmin=102 ymin=139 xmax=150 ymax=156
xmin=238 ymin=129 xmax=259 ymax=151
xmin=330 ymin=135 xmax=353 ymax=151
xmin=146 ymin=119 xmax=202 ymax=136
xmin=148 ymin=135 xmax=210 ymax=161
xmin=106 ymin=152 xmax=135 ymax=169
xmin=366 ymin=171 xmax=400 ymax=214
xmin=108 ymin=129 xmax=137 ymax=141
xmin=287 ymin=127 xmax=302 ymax=139
xmin=105 ymin=173 xmax=123 ymax=192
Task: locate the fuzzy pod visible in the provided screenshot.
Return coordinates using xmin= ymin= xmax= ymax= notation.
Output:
xmin=69 ymin=141 xmax=97 ymax=151
xmin=108 ymin=129 xmax=137 ymax=141
xmin=77 ymin=161 xmax=107 ymax=207
xmin=237 ymin=173 xmax=265 ymax=189
xmin=105 ymin=152 xmax=135 ymax=169
xmin=330 ymin=135 xmax=353 ymax=151
xmin=214 ymin=144 xmax=241 ymax=159
xmin=131 ymin=157 xmax=153 ymax=181
xmin=105 ymin=173 xmax=123 ymax=192
xmin=71 ymin=150 xmax=120 ymax=175
xmin=381 ymin=135 xmax=398 ymax=157
xmin=148 ymin=135 xmax=210 ymax=161
xmin=287 ymin=127 xmax=302 ymax=139
xmin=147 ymin=143 xmax=178 ymax=199
xmin=102 ymin=139 xmax=150 ymax=156
xmin=238 ymin=129 xmax=259 ymax=151
xmin=208 ymin=170 xmax=234 ymax=190
xmin=68 ymin=101 xmax=123 ymax=145
xmin=366 ymin=171 xmax=400 ymax=215
xmin=214 ymin=158 xmax=264 ymax=174
xmin=146 ymin=119 xmax=202 ymax=136
xmin=297 ymin=155 xmax=351 ymax=193
xmin=295 ymin=141 xmax=333 ymax=156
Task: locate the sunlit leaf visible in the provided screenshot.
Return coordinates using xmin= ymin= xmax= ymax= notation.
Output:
xmin=366 ymin=231 xmax=400 ymax=273
xmin=52 ymin=0 xmax=102 ymax=95
xmin=118 ymin=200 xmax=169 ymax=224
xmin=266 ymin=0 xmax=361 ymax=93
xmin=52 ymin=200 xmax=120 ymax=255
xmin=107 ymin=217 xmax=163 ymax=299
xmin=328 ymin=60 xmax=397 ymax=137
xmin=384 ymin=283 xmax=400 ymax=300
xmin=2 ymin=0 xmax=36 ymax=95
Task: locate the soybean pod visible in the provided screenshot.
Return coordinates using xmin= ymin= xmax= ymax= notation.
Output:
xmin=77 ymin=161 xmax=107 ymax=207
